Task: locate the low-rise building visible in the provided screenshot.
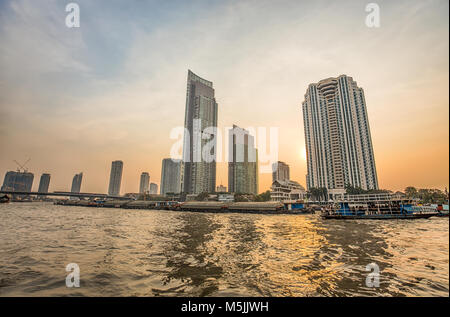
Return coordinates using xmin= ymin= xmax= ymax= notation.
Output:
xmin=216 ymin=184 xmax=227 ymax=192
xmin=270 ymin=180 xmax=306 ymax=202
xmin=218 ymin=194 xmax=234 ymax=202
xmin=185 ymin=194 xmax=198 ymax=201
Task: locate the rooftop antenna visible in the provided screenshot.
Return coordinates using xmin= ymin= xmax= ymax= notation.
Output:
xmin=13 ymin=158 xmax=31 ymax=173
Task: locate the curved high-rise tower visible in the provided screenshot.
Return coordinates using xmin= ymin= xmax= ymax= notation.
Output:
xmin=108 ymin=160 xmax=123 ymax=196
xmin=302 ymin=75 xmax=378 ymax=198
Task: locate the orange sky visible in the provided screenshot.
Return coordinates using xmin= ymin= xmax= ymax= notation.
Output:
xmin=0 ymin=0 xmax=448 ymax=194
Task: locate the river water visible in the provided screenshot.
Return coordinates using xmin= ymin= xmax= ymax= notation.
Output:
xmin=0 ymin=202 xmax=448 ymax=297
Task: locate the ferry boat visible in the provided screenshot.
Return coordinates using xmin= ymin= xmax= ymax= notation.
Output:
xmin=321 ymin=193 xmax=439 ymax=220
xmin=282 ymin=200 xmax=316 ymax=214
xmin=431 ymin=204 xmax=449 ymax=217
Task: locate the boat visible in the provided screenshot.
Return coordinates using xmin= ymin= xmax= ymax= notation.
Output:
xmin=282 ymin=200 xmax=316 ymax=214
xmin=321 ymin=193 xmax=439 ymax=220
xmin=434 ymin=204 xmax=449 ymax=217
xmin=322 ymin=212 xmax=436 ymax=220
xmin=175 ymin=201 xmax=286 ymax=214
xmin=0 ymin=194 xmax=10 ymax=204
xmin=172 ymin=200 xmax=314 ymax=214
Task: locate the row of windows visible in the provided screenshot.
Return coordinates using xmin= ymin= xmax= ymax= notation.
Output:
xmin=303 ymin=78 xmax=378 ymax=190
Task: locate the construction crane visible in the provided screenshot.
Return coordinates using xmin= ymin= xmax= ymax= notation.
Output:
xmin=6 ymin=158 xmax=32 ymax=196
xmin=13 ymin=158 xmax=31 ymax=173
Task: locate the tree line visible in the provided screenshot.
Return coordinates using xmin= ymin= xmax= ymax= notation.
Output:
xmin=404 ymin=187 xmax=448 ymax=204
xmin=306 ymin=184 xmax=449 ymax=204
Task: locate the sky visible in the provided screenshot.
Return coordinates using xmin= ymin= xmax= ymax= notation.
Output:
xmin=0 ymin=0 xmax=448 ymax=194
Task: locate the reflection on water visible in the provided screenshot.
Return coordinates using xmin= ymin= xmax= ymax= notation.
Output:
xmin=0 ymin=203 xmax=448 ymax=296
xmin=159 ymin=213 xmax=224 ymax=296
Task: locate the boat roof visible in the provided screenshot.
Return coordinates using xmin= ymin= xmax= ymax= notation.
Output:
xmin=336 ymin=193 xmax=413 ymax=203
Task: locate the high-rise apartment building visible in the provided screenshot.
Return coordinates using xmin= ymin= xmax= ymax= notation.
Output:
xmin=272 ymin=161 xmax=290 ymax=182
xmin=71 ymin=172 xmax=83 ymax=193
xmin=149 ymin=183 xmax=158 ymax=195
xmin=228 ymin=125 xmax=258 ymax=195
xmin=160 ymin=158 xmax=181 ymax=195
xmin=302 ymin=75 xmax=378 ymax=197
xmin=139 ymin=172 xmax=150 ymax=194
xmin=38 ymin=173 xmax=51 ymax=193
xmin=181 ymin=70 xmax=218 ymax=194
xmin=108 ymin=160 xmax=123 ymax=196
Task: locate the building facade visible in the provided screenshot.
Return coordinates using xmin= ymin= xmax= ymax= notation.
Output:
xmin=139 ymin=172 xmax=150 ymax=194
xmin=149 ymin=183 xmax=158 ymax=195
xmin=228 ymin=125 xmax=258 ymax=195
xmin=270 ymin=180 xmax=306 ymax=201
xmin=302 ymin=75 xmax=378 ymax=197
xmin=38 ymin=173 xmax=51 ymax=193
xmin=71 ymin=172 xmax=83 ymax=193
xmin=181 ymin=70 xmax=218 ymax=194
xmin=272 ymin=161 xmax=290 ymax=182
xmin=216 ymin=184 xmax=227 ymax=192
xmin=108 ymin=160 xmax=123 ymax=196
xmin=160 ymin=158 xmax=181 ymax=195
xmin=1 ymin=171 xmax=34 ymax=192
xmin=218 ymin=194 xmax=234 ymax=202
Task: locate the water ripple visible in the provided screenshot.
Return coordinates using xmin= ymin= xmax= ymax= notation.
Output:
xmin=0 ymin=202 xmax=448 ymax=296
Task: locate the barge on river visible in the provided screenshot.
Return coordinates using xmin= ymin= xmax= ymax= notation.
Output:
xmin=54 ymin=199 xmax=316 ymax=214
xmin=321 ymin=193 xmax=439 ymax=220
xmin=174 ymin=201 xmax=315 ymax=214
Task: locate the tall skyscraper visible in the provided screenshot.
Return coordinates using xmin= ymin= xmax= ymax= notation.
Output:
xmin=149 ymin=183 xmax=158 ymax=195
xmin=1 ymin=171 xmax=34 ymax=192
xmin=272 ymin=161 xmax=290 ymax=182
xmin=71 ymin=172 xmax=83 ymax=193
xmin=108 ymin=160 xmax=123 ymax=196
xmin=228 ymin=125 xmax=258 ymax=195
xmin=139 ymin=172 xmax=150 ymax=194
xmin=181 ymin=70 xmax=218 ymax=194
xmin=302 ymin=75 xmax=378 ymax=197
xmin=38 ymin=173 xmax=51 ymax=193
xmin=160 ymin=158 xmax=181 ymax=195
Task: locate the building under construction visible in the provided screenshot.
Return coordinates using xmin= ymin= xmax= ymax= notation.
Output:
xmin=1 ymin=159 xmax=34 ymax=192
xmin=1 ymin=171 xmax=34 ymax=192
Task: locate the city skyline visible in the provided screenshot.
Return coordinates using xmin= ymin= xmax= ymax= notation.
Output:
xmin=0 ymin=0 xmax=448 ymax=194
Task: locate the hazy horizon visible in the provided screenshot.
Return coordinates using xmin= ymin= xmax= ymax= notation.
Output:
xmin=0 ymin=0 xmax=448 ymax=194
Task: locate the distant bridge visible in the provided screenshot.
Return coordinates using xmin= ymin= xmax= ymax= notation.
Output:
xmin=0 ymin=190 xmax=131 ymax=201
